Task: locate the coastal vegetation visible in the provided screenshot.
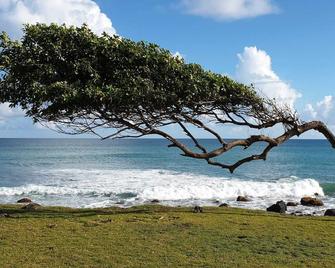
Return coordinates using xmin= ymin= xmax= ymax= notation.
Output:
xmin=1 ymin=24 xmax=335 ymax=173
xmin=1 ymin=204 xmax=335 ymax=267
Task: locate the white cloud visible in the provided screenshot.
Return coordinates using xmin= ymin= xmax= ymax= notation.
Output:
xmin=304 ymin=103 xmax=317 ymax=118
xmin=0 ymin=103 xmax=24 ymax=121
xmin=0 ymin=0 xmax=116 ymax=38
xmin=235 ymin=46 xmax=301 ymax=108
xmin=304 ymin=95 xmax=333 ymax=119
xmin=317 ymin=95 xmax=333 ymax=117
xmin=180 ymin=0 xmax=278 ymax=20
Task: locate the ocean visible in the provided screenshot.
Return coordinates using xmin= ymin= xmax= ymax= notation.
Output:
xmin=0 ymin=138 xmax=334 ymax=215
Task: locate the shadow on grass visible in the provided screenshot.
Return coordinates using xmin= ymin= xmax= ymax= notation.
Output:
xmin=0 ymin=204 xmax=188 ymax=219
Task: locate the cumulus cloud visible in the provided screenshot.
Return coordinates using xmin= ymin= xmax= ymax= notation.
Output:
xmin=0 ymin=0 xmax=116 ymax=38
xmin=0 ymin=103 xmax=24 ymax=122
xmin=180 ymin=0 xmax=278 ymax=20
xmin=304 ymin=95 xmax=333 ymax=119
xmin=235 ymin=46 xmax=301 ymax=108
xmin=304 ymin=104 xmax=317 ymax=119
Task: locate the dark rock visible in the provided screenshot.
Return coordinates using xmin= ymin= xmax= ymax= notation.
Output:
xmin=17 ymin=197 xmax=32 ymax=203
xmin=213 ymin=200 xmax=220 ymax=204
xmin=236 ymin=196 xmax=251 ymax=202
xmin=21 ymin=203 xmax=41 ymax=210
xmin=324 ymin=209 xmax=335 ymax=216
xmin=314 ymin=192 xmax=320 ymax=196
xmin=266 ymin=200 xmax=287 ymax=213
xmin=219 ymin=203 xmax=229 ymax=207
xmin=300 ymin=196 xmax=324 ymax=206
xmin=286 ymin=201 xmax=299 ymax=207
xmin=193 ymin=206 xmax=203 ymax=213
xmin=151 ymin=199 xmax=160 ymax=203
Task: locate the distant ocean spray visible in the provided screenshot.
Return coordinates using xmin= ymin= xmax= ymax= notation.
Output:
xmin=0 ymin=139 xmax=334 ymax=215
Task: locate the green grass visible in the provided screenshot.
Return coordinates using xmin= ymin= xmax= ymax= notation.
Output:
xmin=1 ymin=205 xmax=335 ymax=268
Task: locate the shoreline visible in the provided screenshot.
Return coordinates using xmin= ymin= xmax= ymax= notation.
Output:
xmin=1 ymin=202 xmax=335 ymax=219
xmin=4 ymin=194 xmax=334 ymax=217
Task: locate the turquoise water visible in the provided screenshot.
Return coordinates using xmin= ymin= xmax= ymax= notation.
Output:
xmin=0 ymin=139 xmax=334 ymax=214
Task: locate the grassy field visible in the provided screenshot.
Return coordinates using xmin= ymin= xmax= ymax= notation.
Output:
xmin=0 ymin=205 xmax=335 ymax=268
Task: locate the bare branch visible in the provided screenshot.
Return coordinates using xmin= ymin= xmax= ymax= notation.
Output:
xmin=175 ymin=118 xmax=207 ymax=154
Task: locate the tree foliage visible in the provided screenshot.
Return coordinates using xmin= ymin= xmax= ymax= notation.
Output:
xmin=1 ymin=24 xmax=334 ymax=172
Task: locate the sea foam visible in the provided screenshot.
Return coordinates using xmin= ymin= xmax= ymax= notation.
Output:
xmin=0 ymin=169 xmax=325 ymax=210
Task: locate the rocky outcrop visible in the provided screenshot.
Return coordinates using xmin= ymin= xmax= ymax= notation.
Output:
xmin=219 ymin=203 xmax=229 ymax=207
xmin=324 ymin=209 xmax=335 ymax=216
xmin=17 ymin=198 xmax=32 ymax=203
xmin=266 ymin=201 xmax=287 ymax=213
xmin=286 ymin=201 xmax=299 ymax=207
xmin=300 ymin=197 xmax=324 ymax=206
xmin=21 ymin=203 xmax=41 ymax=210
xmin=151 ymin=199 xmax=160 ymax=203
xmin=236 ymin=196 xmax=251 ymax=202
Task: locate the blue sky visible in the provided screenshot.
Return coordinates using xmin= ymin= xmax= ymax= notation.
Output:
xmin=0 ymin=0 xmax=334 ymax=138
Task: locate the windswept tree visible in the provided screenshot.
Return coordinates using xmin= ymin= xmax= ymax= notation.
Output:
xmin=1 ymin=24 xmax=334 ymax=172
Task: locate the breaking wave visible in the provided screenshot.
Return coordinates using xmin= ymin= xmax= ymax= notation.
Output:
xmin=0 ymin=169 xmax=326 ymax=210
